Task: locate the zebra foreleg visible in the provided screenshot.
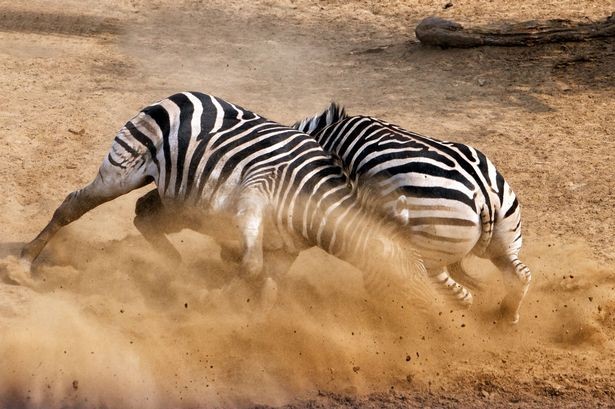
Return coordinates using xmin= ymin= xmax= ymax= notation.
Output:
xmin=235 ymin=194 xmax=267 ymax=279
xmin=133 ymin=189 xmax=182 ymax=262
xmin=262 ymin=213 xmax=285 ymax=251
xmin=492 ymin=254 xmax=531 ymax=324
xmin=235 ymin=193 xmax=280 ymax=312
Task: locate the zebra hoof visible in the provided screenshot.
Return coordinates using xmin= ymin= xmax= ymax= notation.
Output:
xmin=499 ymin=300 xmax=520 ymax=325
xmin=20 ymin=243 xmax=39 ymax=269
xmin=19 ymin=258 xmax=33 ymax=276
xmin=459 ymin=291 xmax=474 ymax=309
xmin=241 ymin=257 xmax=264 ymax=281
xmin=502 ymin=312 xmax=520 ymax=325
xmin=450 ymin=285 xmax=473 ymax=309
xmin=18 ymin=254 xmax=33 ymax=274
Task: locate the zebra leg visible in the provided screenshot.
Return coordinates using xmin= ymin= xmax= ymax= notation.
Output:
xmin=492 ymin=254 xmax=531 ymax=324
xmin=428 ymin=268 xmax=474 ymax=308
xmin=447 ymin=261 xmax=482 ymax=291
xmin=235 ymin=193 xmax=267 ymax=278
xmin=133 ymin=189 xmax=182 ymax=262
xmin=235 ymin=193 xmax=281 ymax=312
xmin=263 ymin=213 xmax=285 ymax=251
xmin=21 ymin=161 xmax=151 ymax=269
xmin=277 ymin=226 xmax=300 ymax=254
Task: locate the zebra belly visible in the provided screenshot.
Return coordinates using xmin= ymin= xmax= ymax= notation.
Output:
xmin=155 ymin=176 xmax=247 ymax=244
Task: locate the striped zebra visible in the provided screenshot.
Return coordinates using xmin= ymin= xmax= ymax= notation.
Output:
xmin=20 ymin=92 xmax=429 ymax=309
xmin=293 ymin=104 xmax=531 ymax=323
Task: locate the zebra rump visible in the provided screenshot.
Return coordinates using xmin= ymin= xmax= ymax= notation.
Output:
xmin=293 ymin=103 xmax=532 ymax=323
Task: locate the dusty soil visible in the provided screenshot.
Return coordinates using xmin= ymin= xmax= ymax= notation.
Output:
xmin=0 ymin=0 xmax=614 ymax=408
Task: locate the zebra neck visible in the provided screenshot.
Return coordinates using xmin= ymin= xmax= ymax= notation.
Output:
xmin=314 ymin=119 xmax=351 ymax=156
xmin=314 ymin=196 xmax=380 ymax=259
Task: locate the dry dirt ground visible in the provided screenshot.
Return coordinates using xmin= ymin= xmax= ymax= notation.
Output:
xmin=0 ymin=1 xmax=614 ymax=408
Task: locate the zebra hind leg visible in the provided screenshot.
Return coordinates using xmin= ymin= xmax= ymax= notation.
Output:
xmin=492 ymin=254 xmax=531 ymax=324
xmin=21 ymin=162 xmax=151 ymax=271
xmin=428 ymin=268 xmax=474 ymax=309
xmin=133 ymin=189 xmax=182 ymax=262
xmin=447 ymin=260 xmax=483 ymax=292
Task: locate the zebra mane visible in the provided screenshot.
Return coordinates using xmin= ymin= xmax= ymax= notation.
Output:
xmin=292 ymin=102 xmax=348 ymax=136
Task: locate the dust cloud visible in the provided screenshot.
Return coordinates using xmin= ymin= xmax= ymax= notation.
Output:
xmin=0 ymin=191 xmax=440 ymax=408
xmin=2 ymin=190 xmax=614 ymax=408
xmin=1 ymin=1 xmax=614 ymax=407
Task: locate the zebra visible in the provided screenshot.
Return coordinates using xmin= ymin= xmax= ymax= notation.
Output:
xmin=293 ymin=103 xmax=532 ymax=323
xmin=20 ymin=92 xmax=430 ymax=310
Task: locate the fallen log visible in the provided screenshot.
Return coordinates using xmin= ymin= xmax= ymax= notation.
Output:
xmin=415 ymin=12 xmax=615 ymax=48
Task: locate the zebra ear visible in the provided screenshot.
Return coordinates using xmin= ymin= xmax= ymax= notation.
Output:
xmin=394 ymin=195 xmax=410 ymax=225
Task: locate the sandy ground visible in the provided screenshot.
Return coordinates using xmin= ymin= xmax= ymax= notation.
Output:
xmin=0 ymin=0 xmax=614 ymax=408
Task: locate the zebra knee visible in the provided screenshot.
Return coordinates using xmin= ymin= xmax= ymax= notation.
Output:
xmin=135 ymin=189 xmax=163 ymax=218
xmin=492 ymin=255 xmax=530 ymax=285
xmin=515 ymin=260 xmax=532 ymax=285
xmin=134 ymin=190 xmax=187 ymax=235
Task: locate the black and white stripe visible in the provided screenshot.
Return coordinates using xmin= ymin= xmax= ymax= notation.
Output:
xmin=22 ymin=92 xmax=430 ymax=308
xmin=294 ymin=104 xmax=531 ymax=323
